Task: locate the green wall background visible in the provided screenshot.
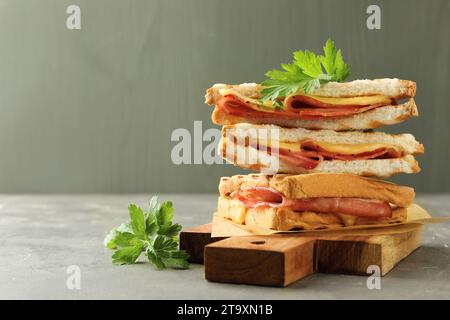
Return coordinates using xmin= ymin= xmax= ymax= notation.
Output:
xmin=0 ymin=0 xmax=449 ymax=193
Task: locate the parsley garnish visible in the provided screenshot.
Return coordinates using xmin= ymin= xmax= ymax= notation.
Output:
xmin=260 ymin=38 xmax=350 ymax=108
xmin=104 ymin=196 xmax=189 ymax=270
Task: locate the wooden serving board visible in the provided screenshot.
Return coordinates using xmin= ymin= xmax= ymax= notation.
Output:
xmin=179 ymin=223 xmax=226 ymax=263
xmin=179 ymin=223 xmax=423 ymax=287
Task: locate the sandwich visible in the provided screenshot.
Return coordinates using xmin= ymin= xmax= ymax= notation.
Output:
xmin=205 ymin=79 xmax=418 ymax=131
xmin=217 ymin=173 xmax=415 ymax=230
xmin=220 ymin=123 xmax=423 ymax=177
xmin=210 ymin=39 xmax=424 ymax=232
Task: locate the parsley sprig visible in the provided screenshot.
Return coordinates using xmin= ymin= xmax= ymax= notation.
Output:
xmin=104 ymin=196 xmax=189 ymax=269
xmin=260 ymin=38 xmax=350 ymax=108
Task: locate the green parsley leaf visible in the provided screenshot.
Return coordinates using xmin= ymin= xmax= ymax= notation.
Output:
xmin=113 ymin=231 xmax=138 ymax=248
xmin=103 ymin=223 xmax=133 ymax=249
xmin=163 ymin=256 xmax=190 ymax=269
xmin=320 ymin=39 xmax=349 ymax=81
xmin=147 ymin=195 xmax=160 ymax=214
xmin=333 ymin=50 xmax=350 ymax=81
xmin=104 ymin=196 xmax=189 ymax=270
xmin=294 ymin=50 xmax=322 ymax=78
xmin=321 ymin=38 xmax=337 ymax=76
xmin=129 ymin=204 xmax=146 ymax=238
xmin=260 ymin=38 xmax=350 ymax=107
xmin=303 ymin=78 xmax=321 ymax=93
xmin=156 ymin=201 xmax=174 ymax=227
xmin=146 ymin=251 xmax=165 ymax=270
xmin=152 ymin=235 xmax=178 ymax=256
xmin=147 ymin=235 xmax=190 ymax=269
xmin=112 ymin=243 xmax=144 ymax=265
xmin=159 ymin=223 xmax=183 ymax=240
xmin=145 ymin=235 xmax=189 ymax=270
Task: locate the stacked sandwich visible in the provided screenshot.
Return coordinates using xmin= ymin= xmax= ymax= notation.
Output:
xmin=205 ymin=51 xmax=423 ymax=230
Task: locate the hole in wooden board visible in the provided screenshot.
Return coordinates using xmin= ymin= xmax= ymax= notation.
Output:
xmin=251 ymin=240 xmax=266 ymax=245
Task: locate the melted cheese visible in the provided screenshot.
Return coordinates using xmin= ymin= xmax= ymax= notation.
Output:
xmin=273 ymin=141 xmax=402 ymax=155
xmin=278 ymin=141 xmax=301 ymax=151
xmin=305 ymin=94 xmax=392 ymax=106
xmin=338 ymin=214 xmax=358 ymax=226
xmin=312 ymin=141 xmax=401 ymax=155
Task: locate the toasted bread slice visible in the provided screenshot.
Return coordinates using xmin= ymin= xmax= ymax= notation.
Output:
xmin=217 ymin=172 xmax=413 ymax=230
xmin=218 ymin=173 xmax=415 ymax=207
xmin=219 ymin=135 xmax=421 ymax=178
xmin=205 ymin=79 xmax=416 ymax=105
xmin=211 ymin=99 xmax=417 ymax=130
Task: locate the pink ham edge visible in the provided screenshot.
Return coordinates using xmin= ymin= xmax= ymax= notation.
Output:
xmin=237 ymin=187 xmax=392 ymax=218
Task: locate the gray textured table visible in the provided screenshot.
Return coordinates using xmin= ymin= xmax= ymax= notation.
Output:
xmin=0 ymin=194 xmax=449 ymax=300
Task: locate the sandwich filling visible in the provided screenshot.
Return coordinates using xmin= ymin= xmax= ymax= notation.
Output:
xmin=238 ymin=138 xmax=404 ymax=170
xmin=217 ymin=89 xmax=394 ymax=120
xmin=237 ymin=187 xmax=392 ymax=218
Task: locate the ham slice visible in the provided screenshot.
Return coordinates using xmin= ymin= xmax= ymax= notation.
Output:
xmin=238 ymin=187 xmax=392 ymax=218
xmin=300 ymin=140 xmax=403 ymax=161
xmin=237 ymin=187 xmax=283 ymax=208
xmin=217 ymin=94 xmax=385 ymax=120
xmin=277 ymin=148 xmax=323 ymax=169
xmin=248 ymin=140 xmax=401 ymax=170
xmin=283 ymin=197 xmax=392 ymax=217
xmin=246 ymin=140 xmax=323 ymax=169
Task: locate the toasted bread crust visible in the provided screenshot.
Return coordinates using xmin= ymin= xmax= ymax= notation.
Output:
xmin=219 ymin=173 xmax=415 ymax=207
xmin=211 ymin=99 xmax=418 ymax=130
xmin=311 ymin=79 xmax=416 ymax=98
xmin=217 ymin=196 xmax=407 ymax=231
xmin=399 ymin=79 xmax=417 ymax=98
